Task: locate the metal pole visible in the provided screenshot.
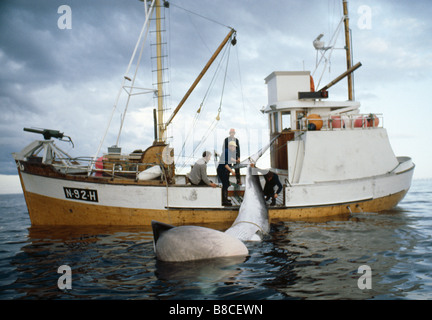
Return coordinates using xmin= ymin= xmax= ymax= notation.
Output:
xmin=155 ymin=0 xmax=165 ymax=142
xmin=343 ymin=0 xmax=353 ymax=100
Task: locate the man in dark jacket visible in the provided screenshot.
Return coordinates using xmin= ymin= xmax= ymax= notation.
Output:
xmin=217 ymin=140 xmax=238 ymax=206
xmin=222 ymin=128 xmax=241 ymax=185
xmin=263 ymin=171 xmax=283 ymax=206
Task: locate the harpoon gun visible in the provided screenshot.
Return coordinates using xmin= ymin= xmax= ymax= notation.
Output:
xmin=23 ymin=128 xmax=74 ymax=147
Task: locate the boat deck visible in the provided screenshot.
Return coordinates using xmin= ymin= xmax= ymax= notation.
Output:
xmin=179 ymin=174 xmax=285 ymax=208
xmin=226 ymin=193 xmax=284 ymax=207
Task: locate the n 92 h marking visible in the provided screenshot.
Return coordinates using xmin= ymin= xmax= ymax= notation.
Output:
xmin=63 ymin=187 xmax=98 ymax=202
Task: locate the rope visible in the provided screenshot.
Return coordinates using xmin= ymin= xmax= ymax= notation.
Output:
xmin=175 ymin=36 xmax=233 ymax=170
xmin=188 ymin=42 xmax=232 ymax=159
xmin=169 ymin=2 xmax=232 ymax=29
xmin=235 ymin=45 xmax=250 ymax=156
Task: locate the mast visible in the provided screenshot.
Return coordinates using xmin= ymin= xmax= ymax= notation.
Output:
xmin=343 ymin=0 xmax=353 ymax=101
xmin=155 ymin=0 xmax=165 ymax=143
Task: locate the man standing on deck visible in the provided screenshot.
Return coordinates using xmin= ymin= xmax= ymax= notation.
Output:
xmin=217 ymin=140 xmax=238 ymax=206
xmin=222 ymin=128 xmax=241 ymax=185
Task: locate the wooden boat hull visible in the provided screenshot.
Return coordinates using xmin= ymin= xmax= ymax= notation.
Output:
xmin=21 ymin=186 xmax=409 ymax=226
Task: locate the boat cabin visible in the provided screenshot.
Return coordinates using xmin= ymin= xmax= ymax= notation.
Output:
xmin=261 ymin=71 xmax=399 ymax=186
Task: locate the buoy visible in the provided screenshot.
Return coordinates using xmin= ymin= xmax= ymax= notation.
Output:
xmin=365 ymin=114 xmax=379 ymax=127
xmin=306 ymin=114 xmax=323 ymax=130
xmin=328 ymin=115 xmax=344 ymax=129
xmin=354 ymin=116 xmax=364 ymax=128
xmin=95 ymin=156 xmax=104 ymax=176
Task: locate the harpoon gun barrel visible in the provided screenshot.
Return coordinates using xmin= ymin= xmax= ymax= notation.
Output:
xmin=24 ymin=128 xmax=64 ymax=140
xmin=23 ymin=128 xmax=74 ymax=147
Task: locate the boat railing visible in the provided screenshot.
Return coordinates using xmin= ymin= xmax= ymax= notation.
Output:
xmin=49 ymin=156 xmax=168 ymax=182
xmin=299 ymin=113 xmax=383 ymax=131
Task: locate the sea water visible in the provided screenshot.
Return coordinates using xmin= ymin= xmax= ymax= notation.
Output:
xmin=0 ymin=179 xmax=431 ymax=300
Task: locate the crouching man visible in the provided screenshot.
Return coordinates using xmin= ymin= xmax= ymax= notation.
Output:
xmin=263 ymin=171 xmax=282 ymax=206
xmin=189 ymin=151 xmax=217 ymax=188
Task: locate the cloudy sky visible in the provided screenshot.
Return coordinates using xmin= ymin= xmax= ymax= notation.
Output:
xmin=1 ymin=0 xmax=431 ymax=193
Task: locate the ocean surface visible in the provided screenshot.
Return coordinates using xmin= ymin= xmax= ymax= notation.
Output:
xmin=0 ymin=179 xmax=431 ymax=300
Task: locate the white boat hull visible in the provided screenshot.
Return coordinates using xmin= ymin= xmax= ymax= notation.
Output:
xmin=16 ymin=157 xmax=414 ymax=226
xmin=285 ymin=161 xmax=414 ymax=207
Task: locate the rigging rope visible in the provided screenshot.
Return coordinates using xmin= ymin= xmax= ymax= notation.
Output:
xmin=163 ymin=3 xmax=239 ymax=170
xmin=234 ymin=44 xmax=250 ymax=157
xmin=168 ymin=2 xmax=232 ymax=29
xmin=175 ymin=39 xmax=233 ymax=170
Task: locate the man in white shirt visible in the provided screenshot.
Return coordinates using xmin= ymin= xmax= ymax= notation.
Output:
xmin=189 ymin=151 xmax=217 ymax=188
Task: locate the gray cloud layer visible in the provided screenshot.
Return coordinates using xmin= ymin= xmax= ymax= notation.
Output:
xmin=1 ymin=0 xmax=431 ymax=177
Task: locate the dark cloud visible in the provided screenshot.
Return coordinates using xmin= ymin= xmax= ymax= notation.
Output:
xmin=0 ymin=0 xmax=431 ymax=178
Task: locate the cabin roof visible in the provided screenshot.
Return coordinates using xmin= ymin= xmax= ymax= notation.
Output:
xmin=262 ymin=99 xmax=360 ymax=114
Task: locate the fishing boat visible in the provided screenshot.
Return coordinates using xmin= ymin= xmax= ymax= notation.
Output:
xmin=13 ymin=0 xmax=414 ymax=226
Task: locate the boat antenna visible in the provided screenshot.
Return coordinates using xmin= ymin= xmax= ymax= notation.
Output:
xmin=312 ymin=16 xmax=345 ymax=89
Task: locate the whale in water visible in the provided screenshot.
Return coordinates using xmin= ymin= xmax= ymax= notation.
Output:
xmin=151 ymin=221 xmax=248 ymax=262
xmin=224 ymin=165 xmax=269 ymax=241
xmin=151 ymin=165 xmax=269 ymax=262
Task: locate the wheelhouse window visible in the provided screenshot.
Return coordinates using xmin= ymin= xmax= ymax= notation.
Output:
xmin=282 ymin=111 xmax=291 ymax=130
